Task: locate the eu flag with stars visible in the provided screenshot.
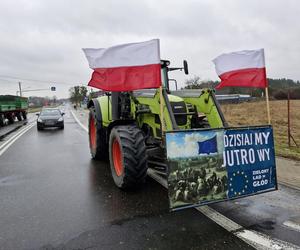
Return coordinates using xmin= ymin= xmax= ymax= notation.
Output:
xmin=198 ymin=136 xmax=218 ymax=155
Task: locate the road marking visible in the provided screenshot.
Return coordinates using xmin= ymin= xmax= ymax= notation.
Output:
xmin=0 ymin=123 xmax=35 ymax=157
xmin=72 ymin=111 xmax=300 ymax=250
xmin=198 ymin=206 xmax=300 ymax=250
xmin=283 ymin=221 xmax=300 ymax=233
xmin=147 ymin=169 xmax=300 ymax=250
xmin=70 ymin=109 xmax=88 ymax=132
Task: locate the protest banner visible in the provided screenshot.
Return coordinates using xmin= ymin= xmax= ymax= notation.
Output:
xmin=166 ymin=126 xmax=277 ymax=210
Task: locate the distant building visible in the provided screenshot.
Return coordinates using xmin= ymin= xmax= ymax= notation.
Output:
xmin=216 ymin=94 xmax=252 ymax=104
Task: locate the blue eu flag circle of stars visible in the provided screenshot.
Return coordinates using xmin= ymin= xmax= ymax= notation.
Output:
xmin=228 ymin=170 xmax=249 ymax=198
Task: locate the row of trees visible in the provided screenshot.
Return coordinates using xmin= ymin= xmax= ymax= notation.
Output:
xmin=184 ymin=76 xmax=300 ymax=99
xmin=69 ymin=77 xmax=300 ymax=104
xmin=69 ymin=86 xmax=105 ymax=107
xmin=28 ymin=96 xmax=61 ymax=107
xmin=69 ymin=86 xmax=88 ymax=107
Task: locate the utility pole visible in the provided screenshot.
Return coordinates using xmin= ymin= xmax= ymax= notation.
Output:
xmin=18 ymin=82 xmax=22 ymax=96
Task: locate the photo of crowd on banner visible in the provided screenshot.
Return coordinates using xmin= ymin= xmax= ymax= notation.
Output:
xmin=167 ymin=130 xmax=227 ymax=209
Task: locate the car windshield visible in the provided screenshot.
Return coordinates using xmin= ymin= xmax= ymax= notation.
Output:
xmin=40 ymin=109 xmax=61 ymax=116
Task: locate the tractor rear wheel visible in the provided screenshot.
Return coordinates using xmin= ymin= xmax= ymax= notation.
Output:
xmin=88 ymin=108 xmax=108 ymax=160
xmin=109 ymin=125 xmax=148 ymax=189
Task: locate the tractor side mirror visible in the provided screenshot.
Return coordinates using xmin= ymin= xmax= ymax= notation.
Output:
xmin=183 ymin=60 xmax=189 ymax=75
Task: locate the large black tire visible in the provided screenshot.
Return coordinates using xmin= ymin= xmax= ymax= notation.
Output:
xmin=22 ymin=111 xmax=27 ymax=120
xmin=0 ymin=114 xmax=4 ymax=126
xmin=7 ymin=114 xmax=14 ymax=124
xmin=109 ymin=125 xmax=148 ymax=189
xmin=16 ymin=112 xmax=22 ymax=121
xmin=88 ymin=108 xmax=108 ymax=160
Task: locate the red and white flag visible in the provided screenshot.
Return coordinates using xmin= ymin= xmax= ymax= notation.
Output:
xmin=213 ymin=49 xmax=267 ymax=89
xmin=82 ymin=39 xmax=161 ymax=91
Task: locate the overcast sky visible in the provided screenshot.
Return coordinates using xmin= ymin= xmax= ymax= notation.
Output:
xmin=0 ymin=0 xmax=299 ymax=98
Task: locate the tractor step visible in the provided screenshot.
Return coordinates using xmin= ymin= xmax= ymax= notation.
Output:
xmin=148 ymin=168 xmax=167 ymax=177
xmin=148 ymin=160 xmax=167 ymax=168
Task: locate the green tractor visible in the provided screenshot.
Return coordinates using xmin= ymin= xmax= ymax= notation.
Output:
xmin=88 ymin=60 xmax=227 ymax=189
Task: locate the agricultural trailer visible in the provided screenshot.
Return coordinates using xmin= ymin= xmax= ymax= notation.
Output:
xmin=0 ymin=95 xmax=28 ymax=126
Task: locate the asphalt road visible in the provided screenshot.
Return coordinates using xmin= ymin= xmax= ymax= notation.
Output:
xmin=0 ymin=108 xmax=254 ymax=250
xmin=72 ymin=107 xmax=300 ymax=249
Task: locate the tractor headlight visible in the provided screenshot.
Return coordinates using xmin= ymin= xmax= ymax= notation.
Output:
xmin=37 ymin=118 xmax=43 ymax=123
xmin=58 ymin=117 xmax=63 ymax=122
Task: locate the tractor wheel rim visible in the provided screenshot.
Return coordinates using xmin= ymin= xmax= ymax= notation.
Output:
xmin=112 ymin=139 xmax=123 ymax=176
xmin=89 ymin=116 xmax=96 ymax=150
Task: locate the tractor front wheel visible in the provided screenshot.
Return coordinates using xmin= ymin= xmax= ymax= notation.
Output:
xmin=109 ymin=125 xmax=148 ymax=189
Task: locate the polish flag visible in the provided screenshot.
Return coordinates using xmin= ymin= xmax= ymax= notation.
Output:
xmin=82 ymin=39 xmax=161 ymax=91
xmin=213 ymin=49 xmax=267 ymax=89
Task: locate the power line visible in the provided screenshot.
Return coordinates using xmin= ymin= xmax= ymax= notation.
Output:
xmin=0 ymin=74 xmax=84 ymax=86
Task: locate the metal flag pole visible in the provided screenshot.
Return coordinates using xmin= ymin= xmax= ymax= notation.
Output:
xmin=159 ymin=86 xmax=165 ymax=132
xmin=265 ymin=86 xmax=271 ymax=124
xmin=262 ymin=50 xmax=271 ymax=125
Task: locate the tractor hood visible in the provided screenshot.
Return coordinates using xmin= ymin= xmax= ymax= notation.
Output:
xmin=167 ymin=94 xmax=184 ymax=103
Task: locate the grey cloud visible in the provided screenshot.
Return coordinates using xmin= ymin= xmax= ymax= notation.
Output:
xmin=0 ymin=0 xmax=300 ymax=97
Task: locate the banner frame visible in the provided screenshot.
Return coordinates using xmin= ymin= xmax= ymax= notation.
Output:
xmin=165 ymin=125 xmax=278 ymax=212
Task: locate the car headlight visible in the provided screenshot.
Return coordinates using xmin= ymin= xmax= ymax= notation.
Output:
xmin=37 ymin=118 xmax=43 ymax=122
xmin=58 ymin=117 xmax=63 ymax=122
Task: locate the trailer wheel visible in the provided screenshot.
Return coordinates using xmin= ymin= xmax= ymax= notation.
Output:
xmin=89 ymin=108 xmax=108 ymax=160
xmin=16 ymin=112 xmax=22 ymax=121
xmin=22 ymin=112 xmax=27 ymax=120
xmin=0 ymin=114 xmax=4 ymax=126
xmin=7 ymin=114 xmax=14 ymax=124
xmin=109 ymin=125 xmax=148 ymax=189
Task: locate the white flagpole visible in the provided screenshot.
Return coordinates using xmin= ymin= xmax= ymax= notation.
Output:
xmin=265 ymin=86 xmax=271 ymax=124
xmin=262 ymin=49 xmax=271 ymax=125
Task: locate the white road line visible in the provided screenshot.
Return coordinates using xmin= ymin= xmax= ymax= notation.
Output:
xmin=283 ymin=221 xmax=300 ymax=233
xmin=70 ymin=109 xmax=88 ymax=132
xmin=198 ymin=206 xmax=300 ymax=250
xmin=72 ymin=112 xmax=300 ymax=250
xmin=148 ymin=169 xmax=300 ymax=250
xmin=0 ymin=122 xmax=35 ymax=151
xmin=0 ymin=123 xmax=35 ymax=157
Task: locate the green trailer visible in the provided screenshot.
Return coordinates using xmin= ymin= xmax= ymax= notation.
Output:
xmin=0 ymin=95 xmax=28 ymax=126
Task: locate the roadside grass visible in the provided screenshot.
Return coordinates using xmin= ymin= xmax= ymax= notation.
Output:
xmin=221 ymin=99 xmax=300 ymax=161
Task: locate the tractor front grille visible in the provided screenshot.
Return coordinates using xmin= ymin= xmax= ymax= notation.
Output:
xmin=170 ymin=101 xmax=187 ymax=126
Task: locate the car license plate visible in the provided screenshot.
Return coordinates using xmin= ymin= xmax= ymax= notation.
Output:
xmin=45 ymin=121 xmax=55 ymax=125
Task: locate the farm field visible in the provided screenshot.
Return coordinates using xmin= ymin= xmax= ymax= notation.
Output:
xmin=221 ymin=99 xmax=300 ymax=161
